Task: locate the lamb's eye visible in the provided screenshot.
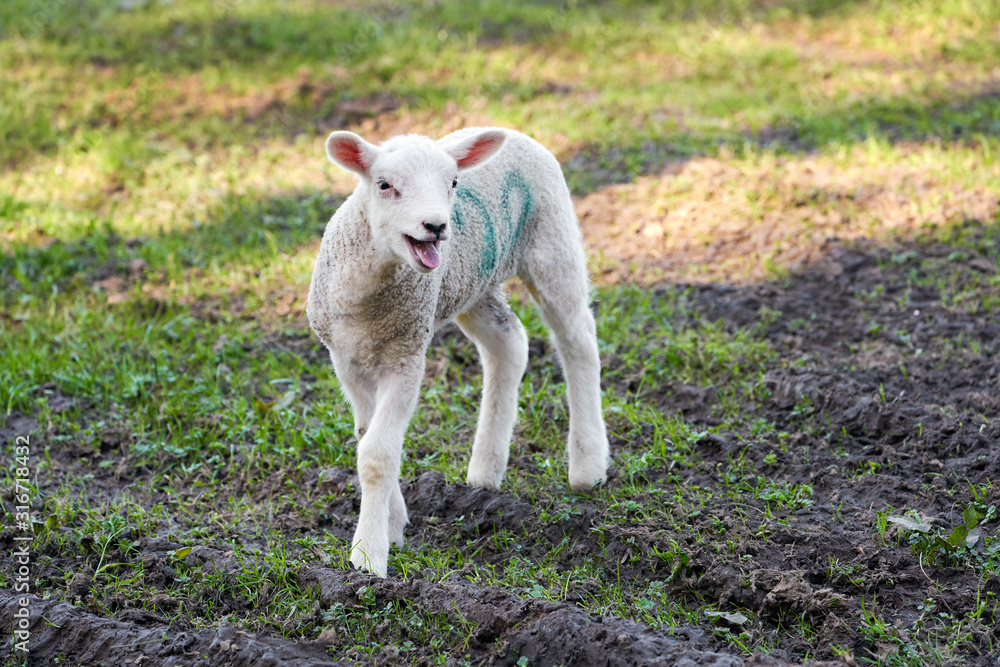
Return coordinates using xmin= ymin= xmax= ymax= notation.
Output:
xmin=378 ymin=181 xmax=392 ymax=191
xmin=451 ymin=179 xmax=458 ymax=189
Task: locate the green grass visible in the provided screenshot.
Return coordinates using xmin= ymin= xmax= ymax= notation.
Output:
xmin=2 ymin=1 xmax=999 ymax=665
xmin=4 ymin=0 xmax=1000 ymax=197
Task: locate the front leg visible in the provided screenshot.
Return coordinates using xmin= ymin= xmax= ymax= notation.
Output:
xmin=350 ymin=359 xmax=423 ymax=577
xmin=341 ymin=370 xmax=408 ymax=547
xmin=336 ymin=367 xmax=376 ymax=440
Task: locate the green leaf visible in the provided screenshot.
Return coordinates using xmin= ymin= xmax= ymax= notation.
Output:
xmin=941 ymin=508 xmax=984 ymax=550
xmin=982 ymin=506 xmax=998 ymax=524
xmin=173 ymin=546 xmax=193 ymax=560
xmin=944 ymin=524 xmax=968 ymax=550
xmin=528 ymin=584 xmax=549 ymax=599
xmin=965 ymin=527 xmax=980 ymax=549
xmin=887 ymin=516 xmax=932 ymax=533
xmin=274 ymin=389 xmax=297 ymax=411
xmin=933 ymin=535 xmax=957 ymax=553
xmin=705 ymin=610 xmax=749 ymax=626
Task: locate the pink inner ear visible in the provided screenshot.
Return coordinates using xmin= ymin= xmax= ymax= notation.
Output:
xmin=457 ymin=139 xmax=499 ymax=169
xmin=332 ymin=141 xmax=368 ymax=172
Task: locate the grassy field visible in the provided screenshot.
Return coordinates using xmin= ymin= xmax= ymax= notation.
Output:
xmin=1 ymin=1 xmax=999 ymax=665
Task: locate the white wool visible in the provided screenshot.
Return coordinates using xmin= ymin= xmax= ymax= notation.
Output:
xmin=307 ymin=127 xmax=609 ymax=577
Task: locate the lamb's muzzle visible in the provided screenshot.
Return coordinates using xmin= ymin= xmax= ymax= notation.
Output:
xmin=307 ymin=126 xmax=610 ymax=577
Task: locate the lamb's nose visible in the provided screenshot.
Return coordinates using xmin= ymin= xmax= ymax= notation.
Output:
xmin=423 ymin=221 xmax=447 ymax=238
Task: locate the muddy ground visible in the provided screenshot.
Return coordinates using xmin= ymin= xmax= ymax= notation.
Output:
xmin=2 ymin=227 xmax=999 ymax=667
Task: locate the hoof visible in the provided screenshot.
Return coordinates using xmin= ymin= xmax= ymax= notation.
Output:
xmin=350 ymin=544 xmax=388 ymax=578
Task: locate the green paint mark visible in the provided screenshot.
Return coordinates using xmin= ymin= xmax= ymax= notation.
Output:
xmin=498 ymin=170 xmax=533 ymax=265
xmin=450 ymin=169 xmax=533 ymax=279
xmin=452 ymin=186 xmax=496 ymax=274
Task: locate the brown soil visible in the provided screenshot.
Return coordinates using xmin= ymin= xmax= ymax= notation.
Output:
xmin=0 ymin=588 xmax=349 ymax=667
xmin=576 ymin=147 xmax=999 ymax=285
xmin=2 ymin=228 xmax=998 ymax=665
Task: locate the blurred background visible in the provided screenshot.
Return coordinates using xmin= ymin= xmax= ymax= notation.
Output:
xmin=2 ymin=0 xmax=998 ymax=297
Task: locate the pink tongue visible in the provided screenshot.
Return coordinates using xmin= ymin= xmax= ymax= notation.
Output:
xmin=415 ymin=240 xmax=440 ymax=269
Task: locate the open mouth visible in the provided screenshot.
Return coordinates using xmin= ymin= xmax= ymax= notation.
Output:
xmin=403 ymin=235 xmax=441 ymax=270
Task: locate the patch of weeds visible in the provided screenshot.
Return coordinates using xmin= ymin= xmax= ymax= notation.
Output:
xmin=860 ymin=590 xmax=999 ymax=666
xmin=723 ymin=470 xmax=814 ymax=513
xmin=888 ymin=506 xmax=997 ymax=569
xmin=319 ymin=591 xmax=475 ymax=662
xmin=758 ymin=480 xmax=814 ymax=512
xmin=825 ymin=556 xmax=866 ymax=589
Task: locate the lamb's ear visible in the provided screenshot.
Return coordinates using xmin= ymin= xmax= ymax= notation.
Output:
xmin=442 ymin=130 xmax=506 ymax=171
xmin=325 ymin=131 xmax=378 ymax=176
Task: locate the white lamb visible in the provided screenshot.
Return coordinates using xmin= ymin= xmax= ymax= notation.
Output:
xmin=307 ymin=127 xmax=609 ymax=577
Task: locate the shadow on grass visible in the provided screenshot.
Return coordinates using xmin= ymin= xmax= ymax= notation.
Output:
xmin=0 ymin=191 xmax=340 ymax=307
xmin=563 ymin=84 xmax=1000 ymax=194
xmin=3 ymin=71 xmax=999 ymax=301
xmin=1 ymin=0 xmax=870 ymax=72
xmin=0 ymin=0 xmax=884 ymax=166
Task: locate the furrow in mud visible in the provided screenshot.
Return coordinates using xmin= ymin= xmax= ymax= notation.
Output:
xmin=0 ymin=590 xmax=348 ymax=667
xmin=402 ymin=470 xmax=599 ymax=542
xmin=298 ymin=566 xmax=751 ymax=666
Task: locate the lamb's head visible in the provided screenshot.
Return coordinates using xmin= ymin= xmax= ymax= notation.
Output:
xmin=325 ymin=129 xmax=506 ymax=274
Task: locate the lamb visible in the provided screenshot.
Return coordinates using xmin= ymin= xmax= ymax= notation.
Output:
xmin=307 ymin=127 xmax=609 ymax=577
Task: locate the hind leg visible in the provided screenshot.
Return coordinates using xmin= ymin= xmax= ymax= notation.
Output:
xmin=521 ymin=243 xmax=609 ymax=491
xmin=456 ymin=290 xmax=529 ymax=490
